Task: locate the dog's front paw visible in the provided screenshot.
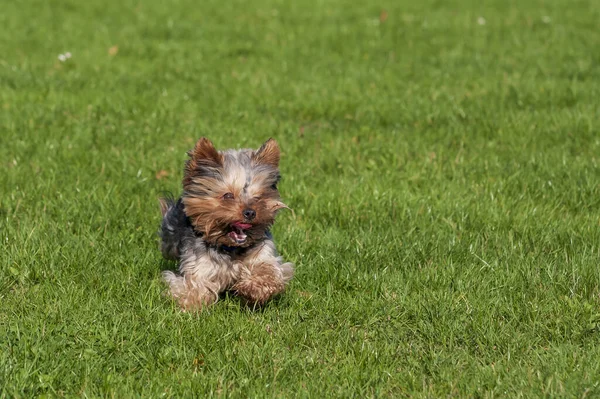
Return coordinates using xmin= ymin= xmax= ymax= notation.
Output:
xmin=233 ymin=263 xmax=287 ymax=306
xmin=162 ymin=271 xmax=218 ymax=311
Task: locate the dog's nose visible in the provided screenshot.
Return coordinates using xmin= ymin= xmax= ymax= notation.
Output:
xmin=242 ymin=208 xmax=256 ymax=220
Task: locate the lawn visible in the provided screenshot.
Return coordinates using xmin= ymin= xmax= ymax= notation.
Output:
xmin=1 ymin=0 xmax=600 ymax=396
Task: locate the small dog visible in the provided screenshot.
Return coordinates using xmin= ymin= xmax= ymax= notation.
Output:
xmin=159 ymin=137 xmax=294 ymax=310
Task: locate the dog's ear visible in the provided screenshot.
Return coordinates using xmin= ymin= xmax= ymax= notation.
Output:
xmin=187 ymin=137 xmax=223 ymax=167
xmin=183 ymin=138 xmax=223 ymax=187
xmin=252 ymin=138 xmax=280 ymax=167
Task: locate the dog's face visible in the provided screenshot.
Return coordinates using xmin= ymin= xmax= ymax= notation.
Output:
xmin=182 ymin=138 xmax=287 ymax=248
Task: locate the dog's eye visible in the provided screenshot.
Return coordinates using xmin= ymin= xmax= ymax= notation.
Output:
xmin=271 ymin=184 xmax=278 ymax=190
xmin=222 ymin=192 xmax=234 ymax=200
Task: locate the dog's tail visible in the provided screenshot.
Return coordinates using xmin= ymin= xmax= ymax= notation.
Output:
xmin=158 ymin=195 xmax=192 ymax=261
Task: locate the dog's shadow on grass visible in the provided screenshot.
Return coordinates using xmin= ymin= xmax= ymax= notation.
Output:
xmin=233 ymin=294 xmax=288 ymax=313
xmin=158 ymin=258 xmax=178 ymax=274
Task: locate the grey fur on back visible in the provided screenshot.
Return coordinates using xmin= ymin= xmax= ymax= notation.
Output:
xmin=159 ymin=197 xmax=194 ymax=261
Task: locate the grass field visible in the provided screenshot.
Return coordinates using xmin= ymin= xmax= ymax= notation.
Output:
xmin=2 ymin=0 xmax=600 ymax=396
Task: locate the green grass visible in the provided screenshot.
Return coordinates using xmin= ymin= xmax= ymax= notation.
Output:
xmin=2 ymin=0 xmax=600 ymax=396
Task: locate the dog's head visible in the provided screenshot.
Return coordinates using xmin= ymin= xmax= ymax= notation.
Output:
xmin=182 ymin=138 xmax=287 ymax=248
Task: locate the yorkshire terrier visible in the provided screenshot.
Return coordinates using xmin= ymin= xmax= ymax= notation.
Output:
xmin=159 ymin=137 xmax=294 ymax=310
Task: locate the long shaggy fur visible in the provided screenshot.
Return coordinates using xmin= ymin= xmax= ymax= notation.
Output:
xmin=159 ymin=138 xmax=294 ymax=310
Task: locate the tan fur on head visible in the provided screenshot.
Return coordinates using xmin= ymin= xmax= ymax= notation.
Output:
xmin=189 ymin=137 xmax=222 ymax=166
xmin=181 ymin=138 xmax=286 ymax=248
xmin=252 ymin=138 xmax=280 ymax=167
xmin=183 ymin=137 xmax=223 ymax=188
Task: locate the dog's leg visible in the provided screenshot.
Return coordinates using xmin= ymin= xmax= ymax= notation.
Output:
xmin=232 ymin=240 xmax=294 ymax=305
xmin=162 ymin=244 xmax=236 ymax=311
xmin=162 ymin=271 xmax=219 ymax=311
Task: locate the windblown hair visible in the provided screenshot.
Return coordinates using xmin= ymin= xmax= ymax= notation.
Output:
xmin=179 ymin=138 xmax=287 ymax=247
xmin=159 ymin=138 xmax=294 ymax=310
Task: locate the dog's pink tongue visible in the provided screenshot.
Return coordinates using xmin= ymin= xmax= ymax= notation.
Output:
xmin=233 ymin=222 xmax=252 ymax=230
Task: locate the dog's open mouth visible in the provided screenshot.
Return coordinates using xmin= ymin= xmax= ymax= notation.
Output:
xmin=228 ymin=222 xmax=252 ymax=245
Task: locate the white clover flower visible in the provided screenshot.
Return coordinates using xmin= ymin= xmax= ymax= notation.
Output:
xmin=57 ymin=52 xmax=73 ymax=62
xmin=477 ymin=17 xmax=486 ymax=25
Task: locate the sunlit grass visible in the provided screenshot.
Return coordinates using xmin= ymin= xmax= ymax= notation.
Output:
xmin=1 ymin=0 xmax=600 ymax=396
